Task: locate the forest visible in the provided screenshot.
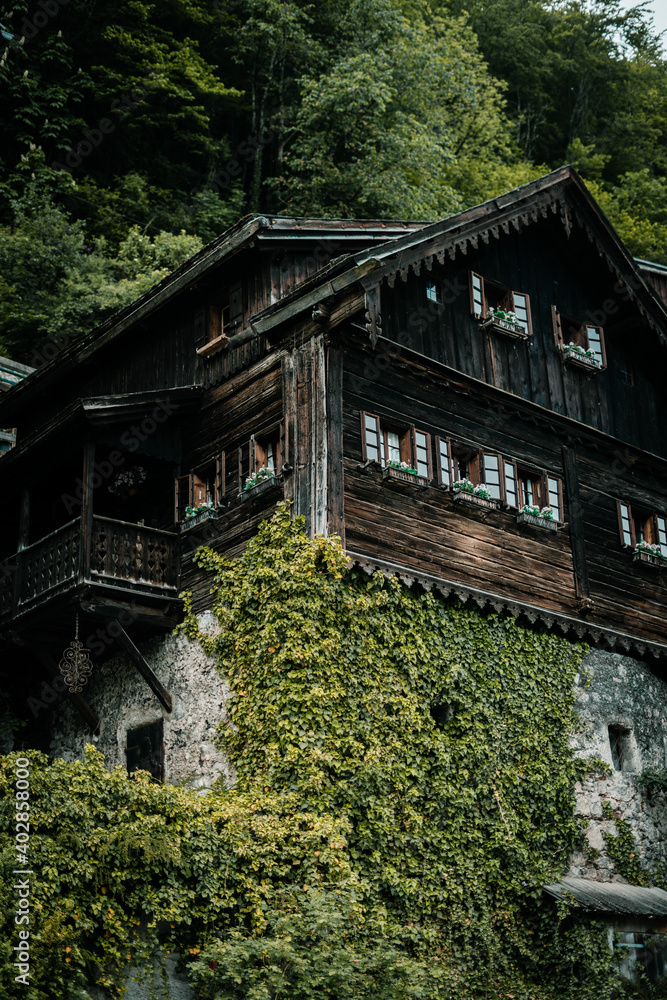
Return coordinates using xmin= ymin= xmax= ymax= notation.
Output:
xmin=0 ymin=0 xmax=666 ymax=362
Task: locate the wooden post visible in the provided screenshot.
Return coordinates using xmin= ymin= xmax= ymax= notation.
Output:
xmin=13 ymin=486 xmax=30 ymax=616
xmin=562 ymin=444 xmax=590 ymax=602
xmin=79 ymin=440 xmax=95 ymax=584
xmin=326 ymin=342 xmax=345 ymax=543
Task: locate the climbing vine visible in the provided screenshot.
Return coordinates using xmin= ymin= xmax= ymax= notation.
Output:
xmin=0 ymin=504 xmax=637 ymax=997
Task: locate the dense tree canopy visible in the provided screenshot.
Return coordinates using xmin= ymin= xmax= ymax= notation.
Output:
xmin=0 ymin=0 xmax=666 ymax=360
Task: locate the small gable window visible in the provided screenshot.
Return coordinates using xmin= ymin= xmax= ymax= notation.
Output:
xmin=425 ymin=279 xmax=441 ymax=304
xmin=552 ymin=307 xmax=606 ymax=370
xmin=470 ymin=272 xmax=532 ymax=336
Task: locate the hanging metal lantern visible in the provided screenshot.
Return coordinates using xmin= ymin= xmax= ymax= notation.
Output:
xmin=59 ymin=614 xmax=93 ymax=693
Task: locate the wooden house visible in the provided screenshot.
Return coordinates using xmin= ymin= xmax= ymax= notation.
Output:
xmin=1 ymin=168 xmax=667 ymax=914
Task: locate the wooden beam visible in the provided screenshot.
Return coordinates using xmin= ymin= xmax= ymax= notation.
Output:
xmin=79 ymin=440 xmax=95 ymax=584
xmin=112 ymin=621 xmax=173 ymax=712
xmin=562 ymin=445 xmax=591 ymax=601
xmin=31 ymin=645 xmax=100 ymax=735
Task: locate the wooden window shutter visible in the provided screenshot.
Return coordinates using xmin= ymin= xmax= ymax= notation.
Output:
xmin=470 ymin=272 xmax=484 ymax=318
xmin=503 ymin=460 xmax=518 ymax=508
xmin=436 ymin=437 xmax=451 ymax=487
xmin=546 ymin=476 xmax=563 ymax=522
xmin=551 ymin=305 xmax=563 ymax=348
xmin=193 ymin=305 xmax=207 ymax=350
xmin=657 ymin=515 xmax=667 ymax=549
xmin=617 ymin=502 xmax=634 ymax=547
xmin=361 ymin=412 xmax=381 ymax=463
xmin=250 ymin=435 xmax=257 ymax=473
xmin=412 ymin=428 xmax=432 ymax=479
xmin=229 ymin=281 xmax=243 ymax=333
xmin=215 ymin=452 xmax=225 ymax=502
xmin=238 ymin=443 xmax=251 ymax=492
xmin=482 ymin=453 xmax=502 ymax=500
xmin=511 ymin=291 xmax=532 ymax=335
xmin=175 ymin=474 xmax=192 ymax=522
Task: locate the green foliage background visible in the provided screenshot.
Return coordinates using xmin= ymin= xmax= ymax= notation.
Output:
xmin=1 ymin=0 xmax=667 ymax=361
xmin=1 ymin=504 xmax=644 ymax=999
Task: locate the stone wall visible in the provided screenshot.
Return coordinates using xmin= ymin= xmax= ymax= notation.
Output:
xmin=570 ymin=648 xmax=667 ymax=881
xmin=49 ymin=612 xmax=234 ymax=791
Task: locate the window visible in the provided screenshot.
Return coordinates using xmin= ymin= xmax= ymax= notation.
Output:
xmin=253 ymin=430 xmax=281 ymax=473
xmin=517 ymin=467 xmax=543 ymax=507
xmin=198 ymin=282 xmax=243 ymax=356
xmin=608 ymin=725 xmax=631 ymax=772
xmin=470 ymin=272 xmax=532 ymax=335
xmin=482 ymin=453 xmax=502 ymax=500
xmin=552 ymin=307 xmax=606 ymax=366
xmin=361 ymin=413 xmax=431 ymax=477
xmin=451 ymin=443 xmax=480 ymax=484
xmin=436 ymin=438 xmax=451 ymax=487
xmin=127 ymin=720 xmax=164 ymax=782
xmin=174 ymin=456 xmax=224 ymax=521
xmin=426 ymin=279 xmax=441 ymax=304
xmin=617 ymin=502 xmax=665 ymax=548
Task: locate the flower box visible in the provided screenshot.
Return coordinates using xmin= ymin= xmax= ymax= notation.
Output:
xmin=242 ymin=474 xmax=282 ymax=499
xmin=382 ymin=467 xmax=430 ymax=487
xmin=452 ymin=491 xmax=499 ymax=511
xmin=563 ymin=347 xmax=605 ymax=372
xmin=633 ymin=549 xmax=665 ymax=569
xmin=516 ymin=510 xmax=558 ymax=531
xmin=480 ymin=317 xmax=529 ymax=340
xmin=181 ymin=507 xmax=218 ymax=531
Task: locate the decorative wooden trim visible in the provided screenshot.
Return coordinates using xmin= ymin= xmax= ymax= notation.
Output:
xmin=382 ymin=466 xmax=430 ymax=487
xmin=516 ymin=510 xmax=559 ymax=531
xmin=562 ymin=347 xmax=605 ymax=372
xmin=453 ymin=491 xmax=500 ymax=511
xmin=633 ymin=549 xmax=665 ymax=569
xmin=479 ymin=317 xmax=530 ymax=340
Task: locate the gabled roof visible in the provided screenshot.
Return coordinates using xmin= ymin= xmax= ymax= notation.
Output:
xmin=2 ymin=165 xmax=667 ymax=420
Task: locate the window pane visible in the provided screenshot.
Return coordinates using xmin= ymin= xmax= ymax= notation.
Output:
xmin=439 ymin=440 xmax=450 ymax=486
xmin=547 ymin=477 xmax=561 ymax=520
xmin=415 ymin=431 xmax=429 ymax=477
xmin=512 ymin=293 xmax=529 ymax=333
xmin=483 ymin=454 xmax=501 ymax=499
xmin=472 ymin=274 xmax=483 ymax=315
xmin=266 ymin=441 xmax=275 ymax=470
xmin=364 ymin=415 xmax=380 ymax=462
xmin=619 ymin=503 xmax=633 ymax=546
xmin=426 ymin=280 xmax=440 ymax=303
xmin=586 ymin=326 xmax=603 ymax=363
xmin=522 ymin=477 xmax=533 ymax=506
xmin=386 ymin=431 xmax=401 ymax=465
xmin=504 ymin=462 xmax=517 ymax=507
xmin=658 ymin=516 xmax=667 ymax=548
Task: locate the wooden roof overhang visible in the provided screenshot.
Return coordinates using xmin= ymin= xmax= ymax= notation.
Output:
xmin=348 ymin=551 xmax=667 ymax=663
xmin=0 ymin=385 xmax=202 ymax=475
xmin=0 ymin=217 xmax=425 ymax=424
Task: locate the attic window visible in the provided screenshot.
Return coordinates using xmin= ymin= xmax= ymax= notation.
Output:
xmin=470 ymin=272 xmax=532 ymax=335
xmin=127 ymin=720 xmax=164 ymax=782
xmin=198 ymin=282 xmax=243 ymax=356
xmin=608 ymin=725 xmax=631 ymax=772
xmin=552 ymin=308 xmax=606 ymax=369
xmin=426 ymin=279 xmax=441 ymax=304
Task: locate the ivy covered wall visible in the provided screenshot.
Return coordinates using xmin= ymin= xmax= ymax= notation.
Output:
xmin=2 ymin=503 xmax=666 ymax=998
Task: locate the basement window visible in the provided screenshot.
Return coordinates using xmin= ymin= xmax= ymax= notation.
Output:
xmin=127 ymin=720 xmax=164 ymax=782
xmin=608 ymin=725 xmax=631 ymax=772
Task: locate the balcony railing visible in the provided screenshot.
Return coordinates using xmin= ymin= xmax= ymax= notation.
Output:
xmin=0 ymin=515 xmax=179 ymax=623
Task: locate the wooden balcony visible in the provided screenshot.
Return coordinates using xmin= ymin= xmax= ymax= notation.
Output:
xmin=0 ymin=515 xmax=179 ymax=627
